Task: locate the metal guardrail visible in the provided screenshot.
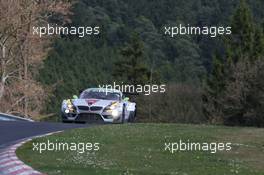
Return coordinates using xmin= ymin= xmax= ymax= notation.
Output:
xmin=0 ymin=113 xmax=34 ymax=122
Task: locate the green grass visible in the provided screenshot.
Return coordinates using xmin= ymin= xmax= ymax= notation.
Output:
xmin=17 ymin=124 xmax=264 ymax=175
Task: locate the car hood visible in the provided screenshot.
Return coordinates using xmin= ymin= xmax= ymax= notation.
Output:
xmin=72 ymin=98 xmax=118 ymax=108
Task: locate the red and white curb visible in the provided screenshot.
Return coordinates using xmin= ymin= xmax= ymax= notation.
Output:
xmin=0 ymin=132 xmax=62 ymax=175
xmin=0 ymin=140 xmax=43 ymax=175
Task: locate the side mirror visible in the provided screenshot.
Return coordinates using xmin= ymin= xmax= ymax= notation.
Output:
xmin=124 ymin=97 xmax=130 ymax=101
xmin=73 ymin=95 xmax=78 ymax=99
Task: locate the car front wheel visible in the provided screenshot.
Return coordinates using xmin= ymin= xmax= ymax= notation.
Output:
xmin=121 ymin=104 xmax=126 ymax=123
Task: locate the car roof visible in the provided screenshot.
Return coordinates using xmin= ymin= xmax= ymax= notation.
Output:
xmin=84 ymin=88 xmax=122 ymax=94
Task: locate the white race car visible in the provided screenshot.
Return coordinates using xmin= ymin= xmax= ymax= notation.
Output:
xmin=61 ymin=88 xmax=136 ymax=123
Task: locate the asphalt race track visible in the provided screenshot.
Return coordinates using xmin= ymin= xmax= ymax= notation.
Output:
xmin=0 ymin=121 xmax=88 ymax=149
xmin=0 ymin=120 xmax=92 ymax=175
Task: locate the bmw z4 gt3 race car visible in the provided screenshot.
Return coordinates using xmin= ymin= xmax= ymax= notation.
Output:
xmin=61 ymin=88 xmax=136 ymax=123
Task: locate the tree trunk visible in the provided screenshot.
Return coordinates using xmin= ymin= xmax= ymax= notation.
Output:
xmin=0 ymin=44 xmax=6 ymax=100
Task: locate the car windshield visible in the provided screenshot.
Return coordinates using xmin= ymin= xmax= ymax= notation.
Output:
xmin=80 ymin=90 xmax=121 ymax=101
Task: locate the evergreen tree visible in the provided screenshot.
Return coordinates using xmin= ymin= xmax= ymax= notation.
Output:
xmin=203 ymin=0 xmax=264 ymax=126
xmin=252 ymin=26 xmax=264 ymax=60
xmin=226 ymin=0 xmax=254 ymax=63
xmin=203 ymin=54 xmax=225 ymax=123
xmin=113 ymin=34 xmax=150 ymax=85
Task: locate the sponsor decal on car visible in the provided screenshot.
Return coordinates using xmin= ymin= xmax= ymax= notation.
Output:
xmin=86 ymin=99 xmax=99 ymax=106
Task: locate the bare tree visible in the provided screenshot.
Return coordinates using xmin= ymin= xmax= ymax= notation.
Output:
xmin=0 ymin=0 xmax=72 ymax=118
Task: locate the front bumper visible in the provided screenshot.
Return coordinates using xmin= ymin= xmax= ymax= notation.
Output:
xmin=61 ymin=112 xmax=121 ymax=123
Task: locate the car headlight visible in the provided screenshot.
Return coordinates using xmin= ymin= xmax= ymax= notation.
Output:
xmin=65 ymin=100 xmax=76 ymax=113
xmin=104 ymin=102 xmax=121 ymax=119
xmin=111 ymin=109 xmax=119 ymax=118
xmin=104 ymin=102 xmax=119 ymax=111
xmin=67 ymin=104 xmax=73 ymax=109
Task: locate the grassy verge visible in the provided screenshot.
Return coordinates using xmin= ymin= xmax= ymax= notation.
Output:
xmin=17 ymin=124 xmax=264 ymax=175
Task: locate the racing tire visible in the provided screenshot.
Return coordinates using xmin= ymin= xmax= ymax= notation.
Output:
xmin=129 ymin=107 xmax=137 ymax=123
xmin=128 ymin=111 xmax=135 ymax=122
xmin=121 ymin=104 xmax=125 ymax=123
